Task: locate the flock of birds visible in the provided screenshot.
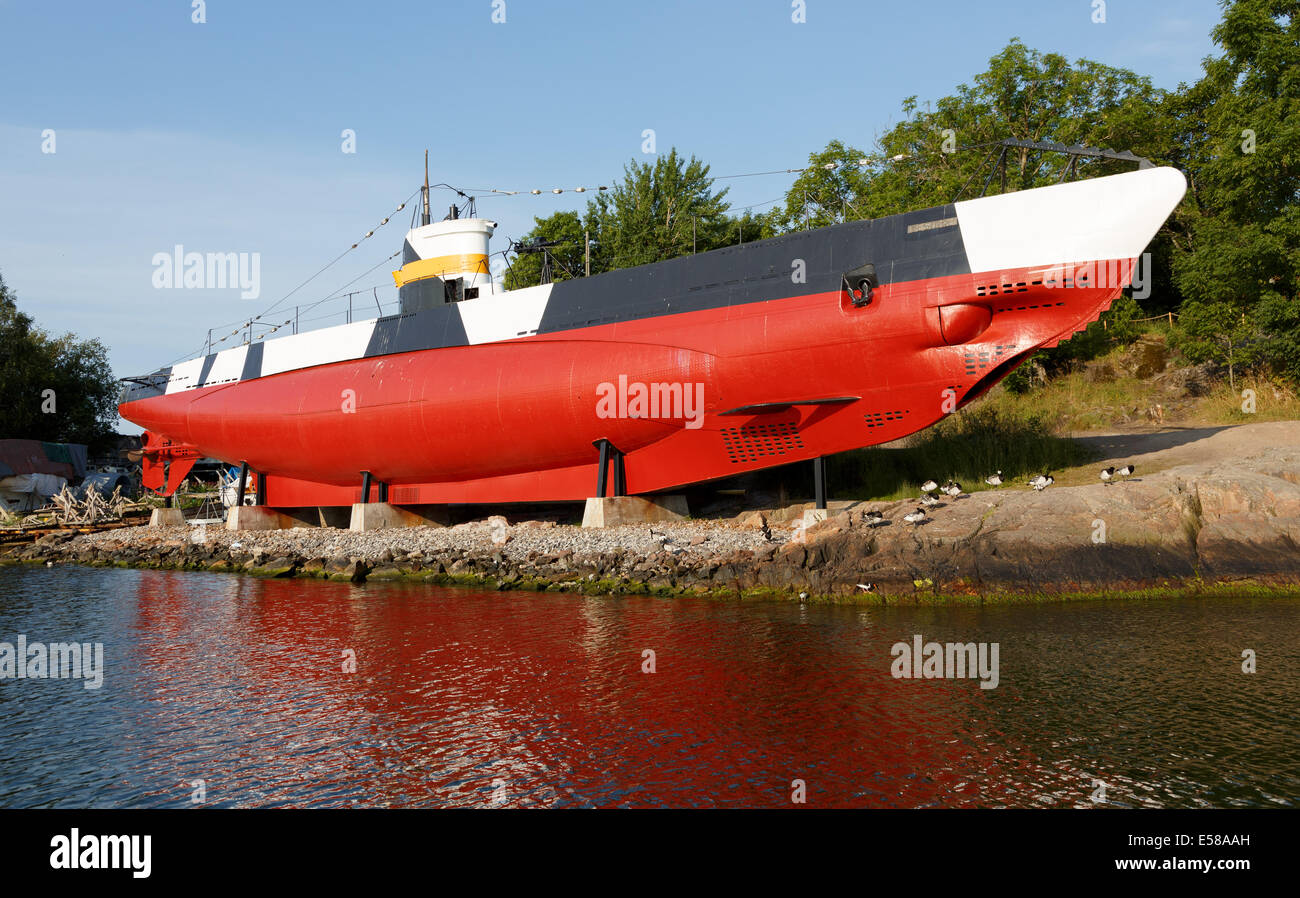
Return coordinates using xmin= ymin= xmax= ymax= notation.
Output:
xmin=779 ymin=461 xmax=1138 ymax=595
xmin=894 ymin=463 xmax=1138 ymax=526
xmin=649 ymin=461 xmax=1144 ymax=564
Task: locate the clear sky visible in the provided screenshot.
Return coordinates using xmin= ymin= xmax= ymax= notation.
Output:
xmin=1 ymin=0 xmax=1223 ymax=402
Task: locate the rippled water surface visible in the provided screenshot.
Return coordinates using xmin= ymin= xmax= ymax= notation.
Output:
xmin=0 ymin=566 xmax=1295 ymax=808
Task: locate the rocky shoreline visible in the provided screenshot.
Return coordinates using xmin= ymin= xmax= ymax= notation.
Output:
xmin=6 ymin=423 xmax=1300 ymax=602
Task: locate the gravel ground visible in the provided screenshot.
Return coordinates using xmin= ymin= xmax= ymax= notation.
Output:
xmin=75 ymin=516 xmax=781 ymax=564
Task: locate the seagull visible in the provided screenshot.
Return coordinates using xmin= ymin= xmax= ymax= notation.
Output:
xmin=1100 ymin=466 xmax=1116 ymax=485
xmin=920 ymin=494 xmax=941 ymax=507
xmin=985 ymin=471 xmax=1003 ymax=487
xmin=862 ymin=510 xmax=884 ymax=526
xmin=1118 ymin=464 xmax=1135 ymax=478
xmin=1028 ymin=474 xmax=1054 ymax=491
xmin=942 ymin=481 xmax=964 ymax=497
xmin=902 ymin=508 xmax=927 ymax=525
xmin=920 ymin=480 xmax=939 ymax=493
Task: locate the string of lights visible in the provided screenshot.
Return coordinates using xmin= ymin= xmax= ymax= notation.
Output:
xmin=168 ymin=148 xmax=953 ymax=364
xmin=461 ymin=154 xmax=907 ymax=199
xmin=166 ymin=191 xmax=418 ymax=364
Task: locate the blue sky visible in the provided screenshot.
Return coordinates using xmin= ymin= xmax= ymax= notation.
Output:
xmin=1 ymin=0 xmax=1224 ymax=400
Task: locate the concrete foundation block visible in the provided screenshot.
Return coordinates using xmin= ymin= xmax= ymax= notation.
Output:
xmin=149 ymin=507 xmax=186 ymax=527
xmin=349 ymin=503 xmax=450 ymax=532
xmin=582 ymin=495 xmax=689 ymax=528
xmin=226 ymin=505 xmax=298 ymax=531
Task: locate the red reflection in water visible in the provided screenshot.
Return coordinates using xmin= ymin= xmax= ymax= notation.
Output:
xmin=123 ymin=570 xmax=1049 ymax=808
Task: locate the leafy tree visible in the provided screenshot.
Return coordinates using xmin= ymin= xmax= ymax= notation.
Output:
xmin=1169 ymin=0 xmax=1300 ymax=381
xmin=767 ymin=139 xmax=875 ymax=232
xmin=0 ymin=273 xmax=118 ymax=453
xmin=1172 ymin=300 xmax=1259 ymax=390
xmin=505 ymin=149 xmax=740 ymax=287
xmin=586 ymin=148 xmax=734 ymax=269
xmin=857 ymin=39 xmax=1167 ymax=218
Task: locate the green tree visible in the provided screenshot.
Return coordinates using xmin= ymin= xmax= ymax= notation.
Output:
xmin=586 ymin=148 xmax=734 ymax=269
xmin=1169 ymin=0 xmax=1300 ymax=381
xmin=859 ymin=39 xmax=1167 ymax=218
xmin=767 ymin=139 xmax=875 ymax=232
xmin=505 ymin=148 xmax=739 ymax=287
xmin=0 ymin=273 xmax=119 ymax=453
xmin=1173 ymin=300 xmax=1259 ymax=390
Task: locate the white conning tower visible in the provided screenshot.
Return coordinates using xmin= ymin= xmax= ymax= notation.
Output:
xmin=392 ymin=217 xmax=497 ymax=308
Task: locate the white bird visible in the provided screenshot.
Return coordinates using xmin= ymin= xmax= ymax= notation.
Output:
xmin=862 ymin=510 xmax=884 ymax=526
xmin=985 ymin=471 xmax=1003 ymax=487
xmin=902 ymin=508 xmax=927 ymax=525
xmin=920 ymin=494 xmax=941 ymax=507
xmin=1118 ymin=464 xmax=1135 ymax=477
xmin=856 ymin=583 xmax=876 ymax=593
xmin=1028 ymin=474 xmax=1054 ymax=491
xmin=942 ymin=481 xmax=964 ymax=497
xmin=1100 ymin=466 xmax=1115 ymax=484
xmin=920 ymin=480 xmax=939 ymax=493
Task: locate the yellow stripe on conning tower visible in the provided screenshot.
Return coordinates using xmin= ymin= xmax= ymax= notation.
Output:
xmin=392 ymin=253 xmax=490 ymax=287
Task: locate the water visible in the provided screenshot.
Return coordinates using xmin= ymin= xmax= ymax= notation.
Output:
xmin=0 ymin=565 xmax=1295 ymax=808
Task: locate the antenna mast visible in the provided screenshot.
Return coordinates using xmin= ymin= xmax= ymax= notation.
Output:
xmin=421 ymin=150 xmax=431 ymax=226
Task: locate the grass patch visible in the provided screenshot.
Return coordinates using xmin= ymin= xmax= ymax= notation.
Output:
xmin=1201 ymin=375 xmax=1300 ymax=424
xmin=826 ymin=404 xmax=1095 ymax=501
xmin=978 ymin=337 xmax=1300 ymax=431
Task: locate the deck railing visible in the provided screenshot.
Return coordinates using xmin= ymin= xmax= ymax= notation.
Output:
xmin=202 ymin=286 xmax=402 ymax=356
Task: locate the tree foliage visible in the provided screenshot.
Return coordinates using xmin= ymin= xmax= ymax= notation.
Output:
xmin=857 ymin=39 xmax=1167 ymax=217
xmin=505 ymin=149 xmax=757 ymax=288
xmin=0 ymin=273 xmax=119 ymax=453
xmin=767 ymin=139 xmax=875 ymax=232
xmin=1169 ymin=0 xmax=1300 ymax=381
xmin=587 ymin=148 xmax=735 ymax=269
